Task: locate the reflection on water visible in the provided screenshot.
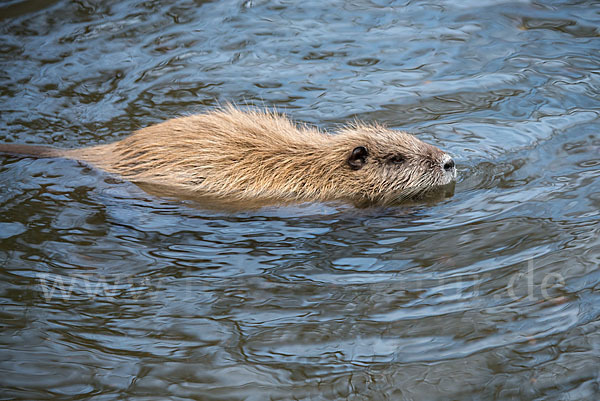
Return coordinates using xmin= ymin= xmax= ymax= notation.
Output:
xmin=1 ymin=0 xmax=599 ymax=399
xmin=133 ymin=181 xmax=456 ymax=211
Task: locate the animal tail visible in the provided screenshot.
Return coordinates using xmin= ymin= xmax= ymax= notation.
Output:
xmin=0 ymin=143 xmax=63 ymax=158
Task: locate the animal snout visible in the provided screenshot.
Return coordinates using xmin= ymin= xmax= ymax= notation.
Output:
xmin=441 ymin=154 xmax=456 ymax=177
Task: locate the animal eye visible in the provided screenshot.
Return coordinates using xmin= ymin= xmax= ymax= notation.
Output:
xmin=389 ymin=155 xmax=405 ymax=164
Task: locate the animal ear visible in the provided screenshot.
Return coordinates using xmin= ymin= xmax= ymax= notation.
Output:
xmin=348 ymin=146 xmax=368 ymax=170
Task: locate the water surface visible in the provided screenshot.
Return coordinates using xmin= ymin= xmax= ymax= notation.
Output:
xmin=1 ymin=0 xmax=599 ymax=399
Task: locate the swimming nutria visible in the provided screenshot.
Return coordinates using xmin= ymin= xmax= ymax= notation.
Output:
xmin=0 ymin=107 xmax=456 ymax=205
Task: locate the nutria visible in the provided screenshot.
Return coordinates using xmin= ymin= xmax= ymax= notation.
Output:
xmin=0 ymin=107 xmax=456 ymax=206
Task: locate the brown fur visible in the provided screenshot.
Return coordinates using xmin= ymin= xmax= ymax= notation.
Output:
xmin=1 ymin=107 xmax=456 ymax=205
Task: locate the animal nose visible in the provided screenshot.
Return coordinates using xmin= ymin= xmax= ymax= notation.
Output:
xmin=443 ymin=158 xmax=455 ymax=172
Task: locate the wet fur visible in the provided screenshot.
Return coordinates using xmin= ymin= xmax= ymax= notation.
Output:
xmin=1 ymin=107 xmax=455 ymax=204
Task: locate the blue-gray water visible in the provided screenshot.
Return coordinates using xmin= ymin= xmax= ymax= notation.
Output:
xmin=1 ymin=0 xmax=599 ymax=399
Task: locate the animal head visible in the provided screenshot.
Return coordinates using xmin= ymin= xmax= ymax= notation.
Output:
xmin=335 ymin=124 xmax=456 ymax=202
